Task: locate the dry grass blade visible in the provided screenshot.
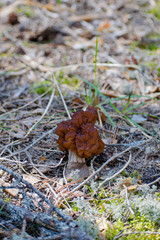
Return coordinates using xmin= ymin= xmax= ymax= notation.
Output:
xmin=6 ymin=128 xmax=56 ymax=157
xmin=25 ymin=86 xmax=55 ymax=137
xmin=53 ymin=74 xmax=71 ymax=119
xmin=38 ymin=62 xmax=141 ymax=73
xmin=0 ymin=87 xmax=52 ymax=118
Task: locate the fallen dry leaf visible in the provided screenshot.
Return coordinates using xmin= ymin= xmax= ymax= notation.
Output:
xmin=38 ymin=156 xmax=46 ymax=164
xmin=119 ymin=177 xmax=132 ymax=188
xmin=127 ymin=185 xmax=139 ymax=192
xmin=22 ymin=174 xmax=41 ymax=184
xmin=98 ymin=20 xmax=110 ymax=31
xmin=145 ymin=85 xmax=158 ymax=94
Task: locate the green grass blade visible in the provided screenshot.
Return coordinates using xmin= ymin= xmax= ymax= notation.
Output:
xmin=109 ymin=102 xmax=121 ymax=114
xmin=124 ymin=115 xmax=154 ymax=136
xmin=95 ymin=35 xmax=98 ymax=92
xmin=98 ymin=105 xmax=116 ymax=128
xmin=124 ymin=102 xmax=147 ymax=113
xmin=122 ymin=95 xmax=131 ymax=113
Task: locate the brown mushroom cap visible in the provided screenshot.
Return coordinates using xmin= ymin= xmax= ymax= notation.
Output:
xmin=55 ymin=106 xmax=104 ymax=158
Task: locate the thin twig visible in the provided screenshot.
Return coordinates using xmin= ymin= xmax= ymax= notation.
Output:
xmin=3 ymin=31 xmax=27 ymax=54
xmin=0 ymin=88 xmax=54 ymax=156
xmin=25 ymin=150 xmax=49 ymax=179
xmin=0 ymin=156 xmax=63 ymax=169
xmin=90 ymin=156 xmax=97 ymax=175
xmin=38 ymin=62 xmax=141 ymax=73
xmin=148 ymin=177 xmax=160 ymax=186
xmin=47 ymin=183 xmax=59 ymax=199
xmin=97 ymin=153 xmax=132 ymax=190
xmin=25 ymin=87 xmax=55 ymax=138
xmin=0 ymin=68 xmax=29 ymax=76
xmin=0 ymin=164 xmax=70 ymax=221
xmin=3 ymin=147 xmax=29 ymax=174
xmin=6 ymin=127 xmax=56 ymax=157
xmin=0 ymin=87 xmax=52 ymax=118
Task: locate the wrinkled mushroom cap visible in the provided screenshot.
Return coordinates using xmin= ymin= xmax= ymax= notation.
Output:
xmin=55 ymin=106 xmax=104 ymax=158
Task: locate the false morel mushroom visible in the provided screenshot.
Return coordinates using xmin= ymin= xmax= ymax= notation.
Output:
xmin=55 ymin=106 xmax=104 ymax=179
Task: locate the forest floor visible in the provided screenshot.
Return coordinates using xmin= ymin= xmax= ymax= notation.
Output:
xmin=0 ymin=0 xmax=160 ymax=239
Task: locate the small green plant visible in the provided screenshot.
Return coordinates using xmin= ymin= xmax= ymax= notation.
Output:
xmin=0 ymin=52 xmax=13 ymax=58
xmin=83 ymin=83 xmax=92 ymax=105
xmin=22 ymin=41 xmax=30 ymax=47
xmin=17 ymin=6 xmax=35 ymax=17
xmin=106 ymin=217 xmax=159 ymax=240
xmin=148 ymin=2 xmax=160 ymax=19
xmin=130 ymin=170 xmax=139 ymax=178
xmin=106 ymin=219 xmax=124 ymax=240
xmin=56 ymin=0 xmax=61 ymax=4
xmin=57 ymin=71 xmax=81 ymax=92
xmin=121 ymin=95 xmax=131 ymax=114
xmin=82 ymin=35 xmax=100 ymax=106
xmin=130 ymin=41 xmax=138 ymax=50
xmin=131 ymin=34 xmax=160 ymax=52
xmin=147 ymin=33 xmax=160 ymax=40
xmin=0 ymin=121 xmax=11 ymax=130
xmin=138 ymin=42 xmax=160 ymax=51
xmin=31 ymin=80 xmax=52 ymax=94
xmin=68 ymin=181 xmax=160 ymax=240
xmin=74 ymin=73 xmax=160 ymax=137
xmin=157 ymin=67 xmax=160 ymax=77
xmin=143 ymin=61 xmax=158 ymax=69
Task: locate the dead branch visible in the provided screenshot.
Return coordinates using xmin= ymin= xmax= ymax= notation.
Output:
xmin=0 ymin=164 xmax=94 ymax=240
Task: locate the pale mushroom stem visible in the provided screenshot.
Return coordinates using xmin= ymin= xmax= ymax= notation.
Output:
xmin=67 ymin=150 xmax=86 ymax=169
